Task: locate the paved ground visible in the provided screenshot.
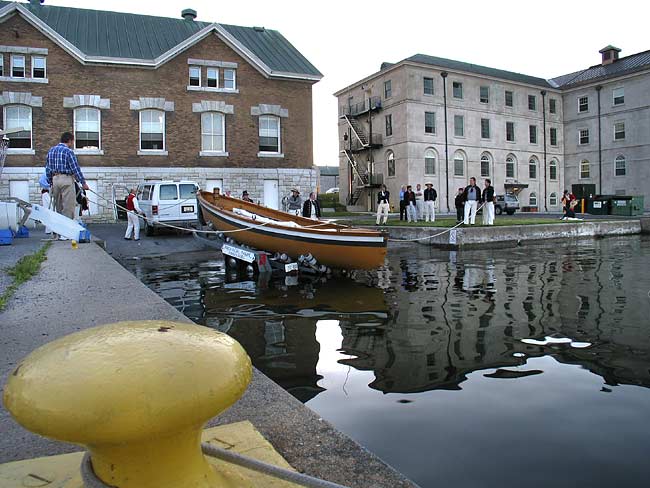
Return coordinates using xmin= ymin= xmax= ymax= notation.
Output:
xmin=0 ymin=229 xmax=418 ymax=488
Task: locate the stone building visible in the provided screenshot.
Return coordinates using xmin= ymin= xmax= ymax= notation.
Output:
xmin=335 ymin=46 xmax=650 ymax=212
xmin=0 ymin=1 xmax=321 ymax=220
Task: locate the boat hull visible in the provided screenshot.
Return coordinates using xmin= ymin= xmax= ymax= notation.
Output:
xmin=198 ymin=192 xmax=387 ymax=270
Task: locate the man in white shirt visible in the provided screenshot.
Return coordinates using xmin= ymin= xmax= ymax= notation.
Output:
xmin=463 ymin=177 xmax=482 ymax=225
xmin=124 ymin=188 xmax=144 ymax=240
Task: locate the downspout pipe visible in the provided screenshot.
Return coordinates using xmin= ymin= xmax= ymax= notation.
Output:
xmin=596 ymin=85 xmax=603 ymax=194
xmin=541 ymin=90 xmax=548 ymax=212
xmin=441 ymin=71 xmax=450 ymax=212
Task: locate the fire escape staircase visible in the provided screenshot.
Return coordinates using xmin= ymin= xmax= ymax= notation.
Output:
xmin=342 ymin=115 xmax=370 ymax=205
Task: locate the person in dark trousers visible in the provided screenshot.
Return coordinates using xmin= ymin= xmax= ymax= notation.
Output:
xmin=302 ymin=192 xmax=321 ymax=220
xmin=399 ymin=185 xmax=407 ymax=221
xmin=403 ymin=185 xmax=417 ymax=222
xmin=423 ymin=183 xmax=437 ymax=222
xmin=462 ymin=177 xmax=482 ymax=225
xmin=241 ymin=190 xmax=253 ymax=202
xmin=376 ymin=184 xmax=390 ymax=225
xmin=455 ymin=187 xmax=465 ymax=223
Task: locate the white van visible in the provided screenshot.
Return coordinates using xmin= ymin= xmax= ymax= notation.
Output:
xmin=136 ymin=180 xmax=199 ymax=235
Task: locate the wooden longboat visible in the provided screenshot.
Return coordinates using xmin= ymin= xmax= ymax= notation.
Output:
xmin=197 ymin=191 xmax=388 ymax=270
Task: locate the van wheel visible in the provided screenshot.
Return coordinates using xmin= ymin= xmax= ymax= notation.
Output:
xmin=144 ymin=220 xmax=155 ymax=236
xmin=495 ymin=206 xmax=503 ymax=215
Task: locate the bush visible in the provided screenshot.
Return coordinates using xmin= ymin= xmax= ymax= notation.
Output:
xmin=319 ymin=193 xmax=346 ymax=210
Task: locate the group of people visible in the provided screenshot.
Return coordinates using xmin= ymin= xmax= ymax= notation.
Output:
xmin=561 ymin=190 xmax=580 ymax=220
xmin=455 ymin=177 xmax=496 ymax=226
xmin=393 ymin=183 xmax=438 ymax=224
xmin=284 ymin=188 xmax=322 ymax=220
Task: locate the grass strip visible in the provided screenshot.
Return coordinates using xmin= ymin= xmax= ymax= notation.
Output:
xmin=0 ymin=241 xmax=52 ymax=311
xmin=350 ymin=218 xmax=574 ymax=228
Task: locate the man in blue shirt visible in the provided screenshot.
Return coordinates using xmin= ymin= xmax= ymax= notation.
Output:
xmin=45 ymin=132 xmax=89 ymax=221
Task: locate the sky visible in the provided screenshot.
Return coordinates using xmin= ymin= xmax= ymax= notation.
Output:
xmin=40 ymin=1 xmax=649 ymax=166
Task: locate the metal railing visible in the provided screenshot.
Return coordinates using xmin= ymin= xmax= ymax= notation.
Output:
xmin=350 ymin=133 xmax=382 ymax=151
xmin=340 ymin=96 xmax=382 ymax=117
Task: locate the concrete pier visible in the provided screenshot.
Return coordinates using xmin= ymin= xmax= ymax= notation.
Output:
xmin=641 ymin=217 xmax=650 ymax=234
xmin=0 ymin=238 xmax=418 ymax=488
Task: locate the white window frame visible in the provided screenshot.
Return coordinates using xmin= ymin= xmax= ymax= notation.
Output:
xmin=549 ymin=192 xmax=558 ymax=206
xmin=529 ymin=192 xmax=538 ymax=207
xmin=387 ymin=150 xmax=395 ymax=177
xmin=3 ymin=104 xmax=33 ymax=153
xmin=31 ymin=55 xmax=46 ymax=79
xmin=206 ymin=68 xmax=218 ymax=88
xmin=479 ymin=86 xmax=489 ymax=104
xmin=454 ymin=114 xmax=464 ymax=137
xmin=189 ymin=66 xmax=201 ymax=87
xmin=200 ymin=112 xmax=227 ymax=156
xmin=481 ymin=118 xmax=490 ymax=139
xmin=453 ymin=152 xmax=465 ymax=177
xmin=550 ymin=127 xmax=558 ymax=146
xmin=452 ymin=81 xmax=463 ymax=99
xmin=528 ymin=157 xmax=538 ymax=179
xmin=614 ymin=121 xmax=625 ymax=141
xmin=138 ymin=109 xmax=167 ymax=155
xmin=73 ymin=107 xmax=102 ymax=154
xmin=613 ymin=87 xmax=624 ymax=106
xmin=580 ymin=160 xmax=590 ymax=179
xmin=258 ymin=114 xmax=282 ymax=156
xmin=223 ymin=68 xmax=236 ymax=90
xmin=480 ymin=154 xmax=491 ymax=177
xmin=578 ymin=96 xmax=589 ymax=113
xmin=506 ymin=156 xmax=516 ymax=179
xmin=0 ymin=54 xmax=3 ymax=77
xmin=424 ymin=148 xmax=436 ymax=175
xmin=579 ymin=128 xmax=590 ymax=145
xmin=615 ymin=155 xmax=626 ymax=177
xmin=549 ymin=160 xmax=558 ymax=180
xmin=11 ymin=54 xmax=25 ymax=78
xmin=506 ymin=121 xmax=515 ymax=142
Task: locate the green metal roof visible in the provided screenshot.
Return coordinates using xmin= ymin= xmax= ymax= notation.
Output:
xmin=0 ymin=1 xmax=321 ymax=78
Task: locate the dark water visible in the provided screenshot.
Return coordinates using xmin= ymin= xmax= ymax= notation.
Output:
xmin=124 ymin=236 xmax=650 ymax=488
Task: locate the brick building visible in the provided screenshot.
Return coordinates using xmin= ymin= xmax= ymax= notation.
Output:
xmin=0 ymin=1 xmax=321 ymax=219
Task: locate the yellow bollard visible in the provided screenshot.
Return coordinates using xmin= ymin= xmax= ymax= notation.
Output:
xmin=3 ymin=320 xmax=252 ymax=488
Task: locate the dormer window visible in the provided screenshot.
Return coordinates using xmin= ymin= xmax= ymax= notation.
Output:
xmin=32 ymin=56 xmax=46 ymax=79
xmin=11 ymin=55 xmax=25 ymax=78
xmin=186 ymin=60 xmax=238 ymax=92
xmin=189 ymin=66 xmax=200 ymax=86
xmin=599 ymin=45 xmax=621 ymax=65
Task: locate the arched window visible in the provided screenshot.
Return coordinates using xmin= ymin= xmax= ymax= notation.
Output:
xmin=580 ymin=160 xmax=590 ymax=179
xmin=549 ymin=159 xmax=558 ymax=180
xmin=387 ymin=150 xmax=395 ymax=177
xmin=139 ymin=109 xmax=165 ymax=151
xmin=529 ymin=192 xmax=538 ymax=207
xmin=529 ymin=157 xmax=538 ymax=179
xmin=480 ymin=153 xmax=491 ymax=177
xmin=424 ymin=148 xmax=436 ymax=175
xmin=74 ymin=107 xmax=100 ymax=150
xmin=3 ymin=105 xmax=32 ymax=149
xmin=506 ymin=154 xmax=516 ymax=178
xmin=453 ymin=151 xmax=465 ymax=177
xmin=201 ymin=112 xmax=225 ymax=153
xmin=615 ymin=155 xmax=626 ymax=176
xmin=549 ymin=192 xmax=558 ymax=206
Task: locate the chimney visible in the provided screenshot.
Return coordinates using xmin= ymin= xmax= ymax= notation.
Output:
xmin=181 ymin=8 xmax=197 ymax=21
xmin=29 ymin=0 xmax=44 ymax=5
xmin=599 ymin=45 xmax=621 ymax=65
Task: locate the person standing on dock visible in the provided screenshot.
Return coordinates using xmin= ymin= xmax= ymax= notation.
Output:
xmin=404 ymin=185 xmax=417 ymax=222
xmin=455 ymin=188 xmax=465 ymax=223
xmin=463 ymin=177 xmax=481 ymax=225
xmin=482 ymin=179 xmax=496 ymax=225
xmin=287 ymin=189 xmax=303 ymax=216
xmin=399 ymin=185 xmax=407 ymax=221
xmin=38 ymin=172 xmax=52 ymax=234
xmin=124 ymin=188 xmax=144 ymax=241
xmin=423 ymin=183 xmax=437 ymax=222
xmin=302 ymin=192 xmax=321 ymax=220
xmin=414 ymin=183 xmax=424 ymax=220
xmin=376 ymin=185 xmax=390 ymax=225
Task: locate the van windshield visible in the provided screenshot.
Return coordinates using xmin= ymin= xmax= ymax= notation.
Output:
xmin=160 ymin=184 xmax=178 ymax=200
xmin=180 ymin=184 xmax=197 ymax=199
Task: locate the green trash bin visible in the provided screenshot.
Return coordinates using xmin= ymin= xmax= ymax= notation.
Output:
xmin=610 ymin=196 xmax=644 ymax=216
xmin=587 ymin=197 xmax=610 ymax=215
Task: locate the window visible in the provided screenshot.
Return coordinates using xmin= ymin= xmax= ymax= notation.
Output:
xmin=480 ymin=86 xmax=489 ymax=103
xmin=180 ymin=184 xmax=196 ymax=199
xmin=506 ymin=121 xmax=515 ymax=142
xmin=454 ymin=115 xmax=464 ymax=137
xmin=385 ymin=114 xmax=393 ymax=137
xmin=387 ymin=151 xmax=395 ymax=177
xmin=453 ymin=152 xmax=465 ymax=176
xmin=206 ymin=68 xmax=218 ymax=88
xmin=528 ymin=95 xmax=536 ymax=111
xmin=11 ymin=55 xmax=25 ymax=78
xmin=580 ymin=160 xmax=590 ymax=179
xmin=3 ymin=105 xmax=32 ymax=148
xmin=613 ymin=87 xmax=625 ymax=106
xmin=424 ymin=77 xmax=434 ymax=95
xmin=615 ymin=155 xmax=626 ymax=176
xmin=425 ymin=149 xmax=436 ymax=175
xmin=32 ymin=56 xmax=46 ymax=79
xmin=529 ymin=192 xmax=537 ymax=207
xmin=550 ymin=160 xmax=558 ymax=180
xmin=259 ymin=115 xmax=280 ymax=153
xmin=549 ymin=98 xmax=557 ymax=114
xmin=452 ymin=81 xmax=463 ymax=99
xmin=223 ymin=69 xmax=236 ymax=90
xmin=480 ymin=154 xmax=490 ymax=177
xmin=506 ymin=156 xmax=516 ymax=178
xmin=614 ymin=122 xmax=625 ymax=140
xmin=550 ymin=192 xmax=558 ymax=206
xmin=0 ymin=54 xmax=3 ymax=76
xmin=384 ymin=80 xmax=392 ymax=99
xmin=481 ymin=118 xmax=490 ymax=139
xmin=159 ymin=184 xmax=178 ymax=200
xmin=578 ymin=96 xmax=589 ymax=113
xmin=424 ymin=112 xmax=435 ymax=134
xmin=529 ymin=157 xmax=537 ymax=179
xmin=139 ymin=109 xmax=165 ymax=151
xmin=201 ymin=112 xmax=225 ymax=152
xmin=74 ymin=107 xmax=100 ymax=150
xmin=550 ymin=127 xmax=558 ymax=146
xmin=579 ymin=129 xmax=589 ymax=145
xmin=505 ymin=90 xmax=513 ymax=107
xmin=189 ymin=66 xmax=201 ymax=86
xmin=529 ymin=125 xmax=538 ymax=144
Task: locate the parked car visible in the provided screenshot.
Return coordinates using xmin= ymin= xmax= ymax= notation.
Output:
xmin=325 ymin=187 xmax=339 ymax=194
xmin=136 ymin=180 xmax=199 ymax=235
xmin=494 ymin=193 xmax=520 ymax=215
